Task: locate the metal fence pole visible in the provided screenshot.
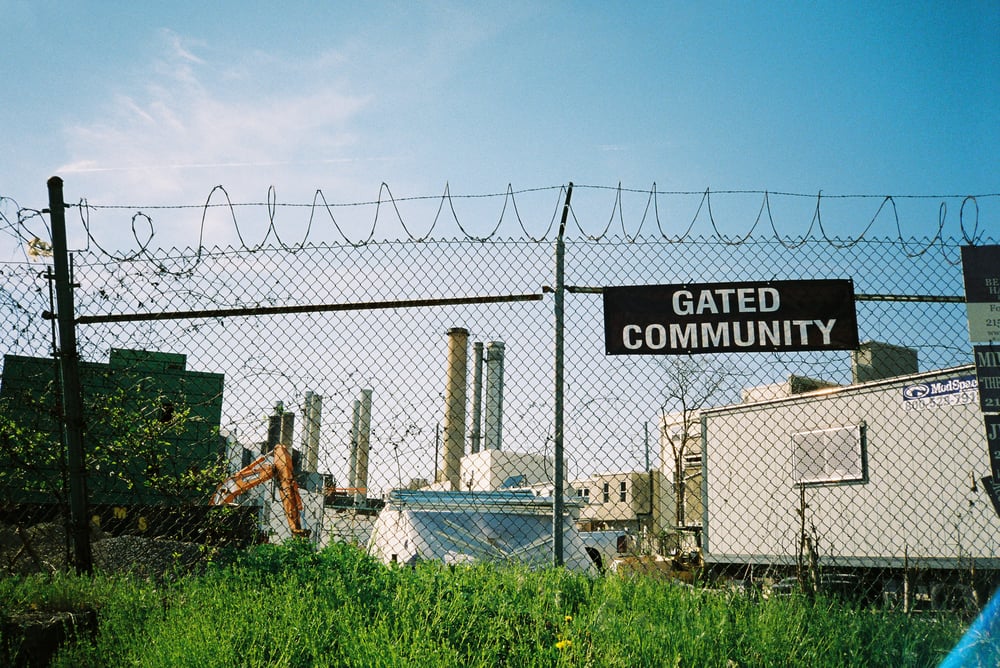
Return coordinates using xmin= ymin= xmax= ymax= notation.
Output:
xmin=553 ymin=182 xmax=572 ymax=567
xmin=47 ymin=176 xmax=93 ymax=575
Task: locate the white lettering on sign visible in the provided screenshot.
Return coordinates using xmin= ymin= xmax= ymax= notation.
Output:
xmin=671 ymin=287 xmax=781 ymax=316
xmin=623 ymin=319 xmax=839 ymax=350
xmin=902 ymin=375 xmax=979 ymax=411
xmin=604 ymin=279 xmax=857 ymax=355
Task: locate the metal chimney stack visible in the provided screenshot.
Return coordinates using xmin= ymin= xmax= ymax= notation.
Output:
xmin=302 ymin=391 xmax=322 ymax=472
xmin=266 ymin=405 xmax=282 ymax=454
xmin=354 ymin=389 xmax=373 ymax=505
xmin=441 ymin=327 xmax=469 ymax=490
xmin=484 ymin=341 xmax=505 ymax=451
xmin=470 ymin=341 xmax=484 ymax=454
xmin=280 ymin=411 xmax=295 ymax=448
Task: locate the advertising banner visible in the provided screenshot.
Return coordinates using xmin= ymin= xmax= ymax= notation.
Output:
xmin=901 ymin=375 xmax=979 ymax=412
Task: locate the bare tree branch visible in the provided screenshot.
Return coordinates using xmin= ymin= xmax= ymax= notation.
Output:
xmin=656 ymin=355 xmax=738 ymax=527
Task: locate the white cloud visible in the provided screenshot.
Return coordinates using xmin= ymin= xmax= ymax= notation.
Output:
xmin=164 ymin=29 xmax=205 ymax=66
xmin=49 ymin=12 xmax=533 ymax=248
xmin=58 ymin=31 xmax=372 ymax=209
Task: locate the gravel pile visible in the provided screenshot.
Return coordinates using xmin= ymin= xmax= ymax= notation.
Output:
xmin=1 ymin=522 xmax=216 ymax=579
xmin=92 ymin=534 xmax=212 ymax=579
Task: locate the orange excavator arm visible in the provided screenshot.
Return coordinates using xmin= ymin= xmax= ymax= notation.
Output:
xmin=210 ymin=443 xmax=308 ymax=538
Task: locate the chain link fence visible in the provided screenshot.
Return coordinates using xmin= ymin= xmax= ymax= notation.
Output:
xmin=1 ymin=201 xmax=997 ymax=608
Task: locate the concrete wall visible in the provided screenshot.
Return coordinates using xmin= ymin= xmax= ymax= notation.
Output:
xmin=260 ymin=486 xmax=325 ymax=543
xmin=321 ymin=507 xmax=376 ymax=547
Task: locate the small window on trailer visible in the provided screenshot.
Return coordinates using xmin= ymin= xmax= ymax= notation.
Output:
xmin=791 ymin=423 xmax=867 ymax=486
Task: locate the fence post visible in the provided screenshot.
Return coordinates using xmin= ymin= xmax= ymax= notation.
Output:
xmin=553 ymin=182 xmax=573 ymax=567
xmin=47 ymin=176 xmax=93 ymax=575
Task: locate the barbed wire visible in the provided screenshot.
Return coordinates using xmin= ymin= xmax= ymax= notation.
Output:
xmin=568 ymin=184 xmax=991 ymax=250
xmin=1 ymin=184 xmax=996 ymax=266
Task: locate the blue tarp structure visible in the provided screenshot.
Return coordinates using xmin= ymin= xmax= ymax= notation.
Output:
xmin=939 ymin=588 xmax=1000 ymax=667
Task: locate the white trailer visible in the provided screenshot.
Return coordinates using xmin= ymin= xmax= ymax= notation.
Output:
xmin=700 ymin=365 xmax=999 ymax=577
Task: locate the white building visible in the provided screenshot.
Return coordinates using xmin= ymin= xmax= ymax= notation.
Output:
xmin=571 ymin=470 xmax=671 ymax=538
xmin=459 ymin=449 xmax=562 ymax=492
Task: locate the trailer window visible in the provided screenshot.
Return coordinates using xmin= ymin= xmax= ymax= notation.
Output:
xmin=791 ymin=424 xmax=867 ymax=486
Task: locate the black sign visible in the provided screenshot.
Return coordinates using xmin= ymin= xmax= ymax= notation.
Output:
xmin=986 ymin=415 xmax=1000 ymax=481
xmin=603 ymin=279 xmax=859 ymax=355
xmin=974 ymin=345 xmax=1000 ymax=413
xmin=983 ymin=476 xmax=1000 ymax=519
xmin=962 ymin=245 xmax=1000 ymax=343
xmin=962 ymin=245 xmax=1000 ymax=302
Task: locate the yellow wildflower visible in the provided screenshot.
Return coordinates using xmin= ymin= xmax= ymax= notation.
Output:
xmin=556 ymin=639 xmax=572 ymax=650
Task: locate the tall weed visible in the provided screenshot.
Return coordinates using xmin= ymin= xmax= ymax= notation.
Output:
xmin=0 ymin=542 xmax=970 ymax=667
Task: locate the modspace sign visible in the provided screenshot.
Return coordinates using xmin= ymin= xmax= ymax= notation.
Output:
xmin=603 ymin=279 xmax=859 ymax=355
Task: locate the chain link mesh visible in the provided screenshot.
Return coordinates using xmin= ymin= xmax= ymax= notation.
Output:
xmin=1 ymin=232 xmax=996 ymax=609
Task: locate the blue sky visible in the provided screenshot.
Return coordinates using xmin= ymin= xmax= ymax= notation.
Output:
xmin=1 ymin=1 xmax=997 ymax=248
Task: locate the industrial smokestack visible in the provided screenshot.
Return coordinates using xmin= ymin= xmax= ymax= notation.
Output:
xmin=302 ymin=392 xmax=322 ymax=472
xmin=354 ymin=389 xmax=373 ymax=506
xmin=442 ymin=327 xmax=469 ymax=490
xmin=484 ymin=341 xmax=505 ymax=451
xmin=470 ymin=341 xmax=484 ymax=454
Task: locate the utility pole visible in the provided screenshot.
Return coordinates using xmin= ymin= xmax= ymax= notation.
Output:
xmin=47 ymin=176 xmax=93 ymax=575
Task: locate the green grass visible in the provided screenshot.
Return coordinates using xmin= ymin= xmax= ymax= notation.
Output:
xmin=0 ymin=541 xmax=971 ymax=667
